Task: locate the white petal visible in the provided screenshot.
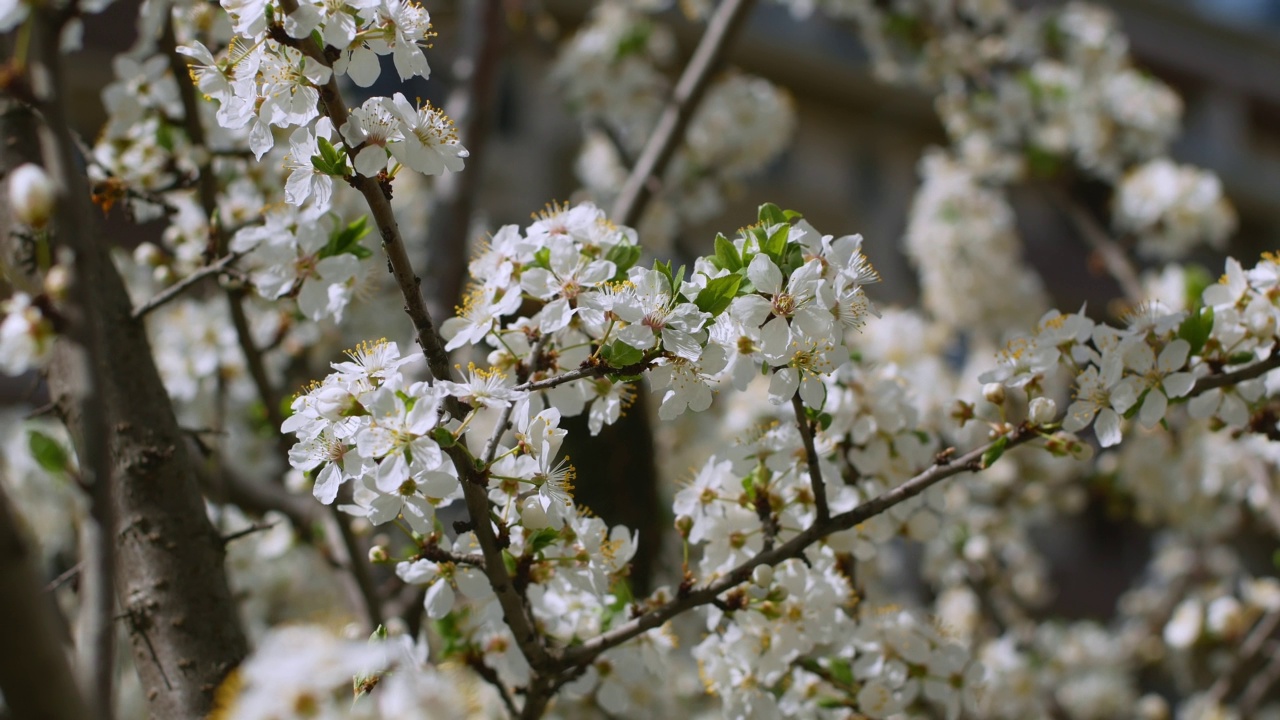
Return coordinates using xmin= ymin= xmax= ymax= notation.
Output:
xmin=1138 ymin=390 xmax=1167 ymax=428
xmin=1163 ymin=372 xmax=1195 ymax=398
xmin=747 ymin=254 xmax=783 ymax=295
xmin=424 ymin=581 xmax=455 ymax=619
xmin=1095 ymin=408 xmax=1123 ymax=447
xmin=768 ymin=368 xmax=798 ymax=404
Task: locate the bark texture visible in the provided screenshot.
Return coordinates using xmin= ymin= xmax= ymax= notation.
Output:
xmin=2 ymin=10 xmax=249 ymax=717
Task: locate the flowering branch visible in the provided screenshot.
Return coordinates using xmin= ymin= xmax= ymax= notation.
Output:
xmin=556 ymin=424 xmax=1037 ymax=669
xmin=272 ymin=0 xmax=551 ymax=684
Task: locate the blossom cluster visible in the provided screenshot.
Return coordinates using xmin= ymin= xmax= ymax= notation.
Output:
xmin=981 ymin=254 xmax=1280 ymax=449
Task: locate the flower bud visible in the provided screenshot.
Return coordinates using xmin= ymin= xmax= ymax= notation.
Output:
xmin=751 ymin=564 xmax=773 ymax=587
xmin=134 ymin=242 xmax=164 ymax=267
xmin=43 ymin=265 xmax=70 ymax=300
xmin=674 ymin=515 xmax=693 ymax=538
xmin=982 ymin=382 xmax=1006 ymax=405
xmin=1028 ymin=396 xmax=1057 ymax=425
xmin=9 ymin=164 xmax=55 ymax=229
xmin=368 ymin=545 xmax=390 ymax=564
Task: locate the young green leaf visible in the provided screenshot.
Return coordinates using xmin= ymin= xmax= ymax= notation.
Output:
xmin=28 ymin=430 xmax=69 ymax=474
xmin=713 ymin=233 xmax=742 ymax=271
xmin=693 ymin=273 xmax=742 ymax=316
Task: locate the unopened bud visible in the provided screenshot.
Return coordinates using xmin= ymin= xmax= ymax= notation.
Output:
xmin=9 ymin=164 xmax=55 ymax=229
xmin=674 ymin=515 xmax=693 ymax=537
xmin=751 ymin=564 xmax=773 ymax=587
xmin=1028 ymin=396 xmax=1057 ymax=425
xmin=368 ymin=545 xmax=390 ymax=564
xmin=134 ymin=242 xmax=164 ymax=267
xmin=982 ymin=382 xmax=1006 ymax=406
xmin=43 ymin=265 xmax=70 ymax=300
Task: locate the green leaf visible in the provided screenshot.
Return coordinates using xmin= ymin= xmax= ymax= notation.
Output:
xmin=713 ymin=233 xmax=742 ymax=271
xmin=502 ymin=549 xmax=517 ymax=575
xmin=827 ymin=658 xmax=853 ymax=687
xmin=528 ymin=528 xmax=560 ymax=555
xmin=653 ymin=259 xmax=673 ymax=288
xmin=762 ymin=224 xmax=789 ymax=264
xmin=780 ymin=241 xmax=805 ymax=276
xmin=1176 ymin=306 xmax=1214 ymax=357
xmin=605 ymin=243 xmax=641 ymax=278
xmin=531 ymin=247 xmax=552 ymax=270
xmin=818 ymin=412 xmax=833 ymax=431
xmin=615 ymin=22 xmax=651 ymax=60
xmin=693 ymin=273 xmax=742 ymax=316
xmin=981 ymin=436 xmax=1009 ymax=469
xmin=671 ymin=264 xmax=686 ymax=297
xmin=757 ymin=203 xmax=788 ymax=227
xmin=1183 ymin=264 xmax=1214 ymax=309
xmin=432 ymin=614 xmax=466 ymax=660
xmin=156 ymin=122 xmax=174 ymax=153
xmin=28 ymin=430 xmax=69 ymax=474
xmin=320 ymin=215 xmax=372 ymax=260
xmin=311 ymin=136 xmax=349 ymax=176
xmin=601 ymin=341 xmax=644 ymax=368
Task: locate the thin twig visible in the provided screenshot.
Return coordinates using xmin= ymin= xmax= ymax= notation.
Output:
xmin=791 ymin=393 xmax=829 ymax=523
xmin=554 ymin=425 xmax=1035 ymax=669
xmin=1240 ymin=640 xmax=1280 ymax=715
xmin=130 ymin=251 xmax=243 ymax=319
xmin=219 ymin=522 xmax=279 ymax=545
xmin=1193 ymin=344 xmax=1280 ymax=394
xmin=610 ymin=0 xmax=758 ymax=227
xmin=1208 ymin=606 xmax=1280 ymax=704
xmin=1047 ymin=187 xmax=1145 ymax=306
xmin=43 ymin=562 xmax=82 ymax=593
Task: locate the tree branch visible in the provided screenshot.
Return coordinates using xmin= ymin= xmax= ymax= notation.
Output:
xmin=14 ymin=9 xmax=249 ymax=715
xmin=555 ymin=425 xmax=1036 ymax=669
xmin=129 ymin=251 xmax=244 ymax=319
xmin=1193 ymin=344 xmax=1280 ymax=394
xmin=609 ymin=0 xmax=757 ymax=227
xmin=272 ymin=0 xmax=550 ymax=683
xmin=0 ymin=484 xmax=92 ymax=720
xmin=792 ymin=393 xmax=829 ymax=523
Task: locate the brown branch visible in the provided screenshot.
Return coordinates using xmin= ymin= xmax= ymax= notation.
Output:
xmin=609 ymin=0 xmax=758 ymax=227
xmin=16 ymin=9 xmax=249 ymax=715
xmin=1240 ymin=638 xmax=1280 ymax=715
xmin=0 ymin=484 xmax=92 ymax=720
xmin=1209 ymin=606 xmax=1280 ymax=705
xmin=792 ymin=393 xmax=829 ymax=523
xmin=555 ymin=425 xmax=1036 ymax=669
xmin=1192 ymin=345 xmax=1280 ymax=394
xmin=129 ymin=251 xmax=244 ymax=319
